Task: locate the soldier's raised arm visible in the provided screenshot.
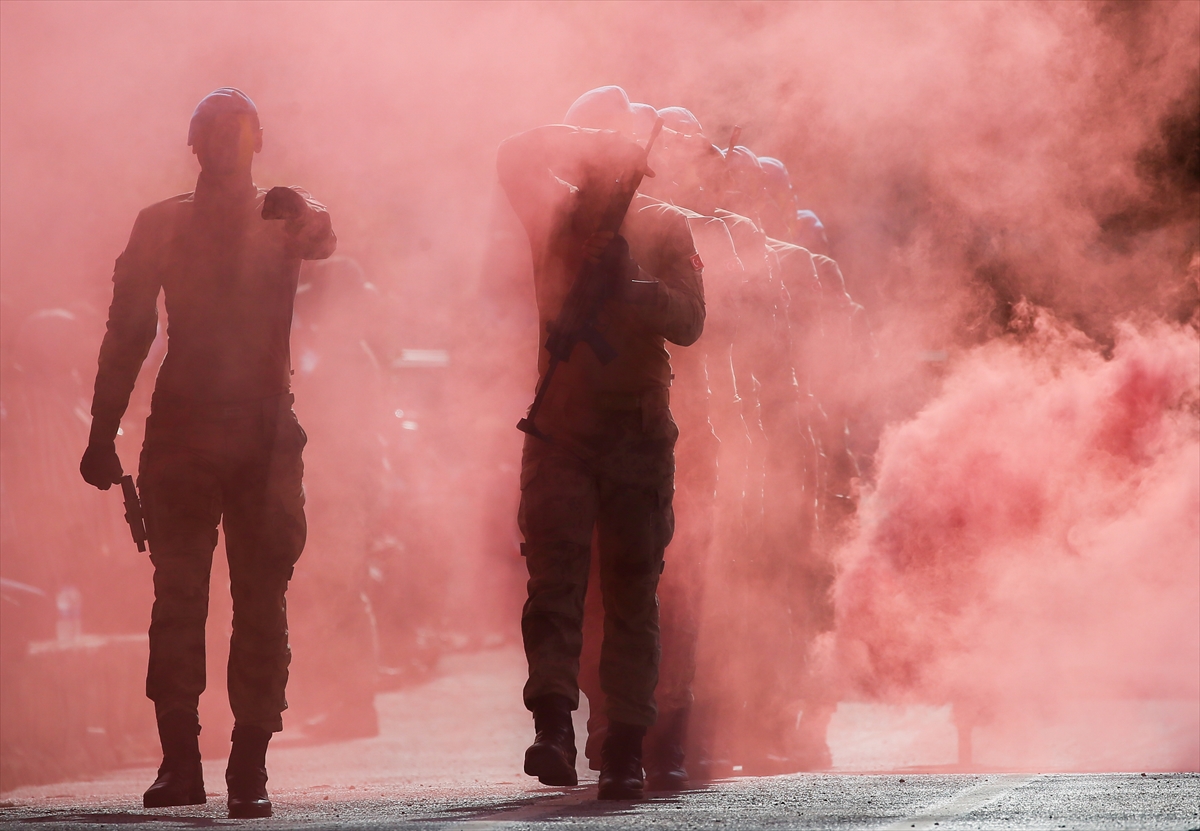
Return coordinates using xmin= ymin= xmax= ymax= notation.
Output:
xmin=497 ymin=124 xmax=649 ymax=239
xmin=632 ymin=210 xmax=705 ymax=346
xmin=262 ymin=185 xmax=337 ymax=260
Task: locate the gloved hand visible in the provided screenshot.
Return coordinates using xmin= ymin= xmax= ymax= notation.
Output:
xmin=80 ymin=440 xmax=123 ymax=490
xmin=596 ymin=234 xmax=639 ymax=284
xmin=261 ymin=186 xmax=307 ymax=221
xmin=594 ymin=129 xmax=656 ymax=182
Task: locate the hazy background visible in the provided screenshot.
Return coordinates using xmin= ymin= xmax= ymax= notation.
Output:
xmin=1 ymin=0 xmax=1196 ymax=788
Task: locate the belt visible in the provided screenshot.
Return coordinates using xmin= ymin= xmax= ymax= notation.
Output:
xmin=593 ymin=387 xmax=670 ymax=411
xmin=151 ymin=390 xmax=294 ymax=420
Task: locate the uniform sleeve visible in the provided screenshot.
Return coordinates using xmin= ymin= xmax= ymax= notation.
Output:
xmin=496 ymin=125 xmax=583 ymax=243
xmin=637 ymin=213 xmax=706 ymax=347
xmin=813 ymin=253 xmax=850 ymax=300
xmin=286 ymin=187 xmax=337 ymax=260
xmin=770 ymin=240 xmax=822 ymax=330
xmin=496 ymin=125 xmax=645 ymax=244
xmin=89 ymin=209 xmax=163 ymax=444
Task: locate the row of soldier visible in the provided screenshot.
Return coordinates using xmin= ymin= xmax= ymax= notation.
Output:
xmin=547 ymin=88 xmax=876 ymax=789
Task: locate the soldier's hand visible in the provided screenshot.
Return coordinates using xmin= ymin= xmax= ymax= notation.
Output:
xmin=262 ymin=186 xmax=307 ymax=221
xmin=595 ymin=130 xmax=656 ymax=180
xmin=597 ymin=234 xmax=658 ymax=304
xmin=80 ymin=441 xmax=123 ymax=491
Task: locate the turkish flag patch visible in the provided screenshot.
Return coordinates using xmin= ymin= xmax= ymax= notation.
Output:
xmin=690 ymin=253 xmax=704 ymax=271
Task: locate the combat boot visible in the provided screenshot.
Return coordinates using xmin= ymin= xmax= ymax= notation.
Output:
xmin=598 ymin=721 xmax=646 ymax=800
xmin=523 ymin=694 xmax=578 ymax=786
xmin=645 ymin=707 xmax=689 ymax=791
xmin=143 ymin=710 xmax=206 ymax=808
xmin=226 ymin=724 xmax=273 ymax=819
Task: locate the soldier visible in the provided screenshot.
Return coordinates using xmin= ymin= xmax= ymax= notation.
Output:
xmin=710 ymin=143 xmax=820 ymax=772
xmin=496 ymin=85 xmax=705 ymax=800
xmin=78 ymin=88 xmax=335 ymax=818
xmin=758 ymin=155 xmax=831 ymax=256
xmin=764 ymin=155 xmax=876 ymax=769
xmin=578 ymin=104 xmax=741 ymax=790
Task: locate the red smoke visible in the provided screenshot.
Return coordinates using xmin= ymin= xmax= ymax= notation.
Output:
xmin=1 ymin=0 xmax=1197 ymax=787
xmin=834 ymin=314 xmax=1199 ymax=768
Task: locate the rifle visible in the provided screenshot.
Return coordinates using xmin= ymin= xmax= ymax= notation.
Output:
xmin=120 ymin=474 xmax=148 ymax=553
xmin=517 ymin=117 xmax=664 ymax=442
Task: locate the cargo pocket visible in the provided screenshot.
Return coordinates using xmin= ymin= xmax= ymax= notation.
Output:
xmin=516 ymin=454 xmax=541 ymax=544
xmin=655 ymin=481 xmax=676 ymax=552
xmin=519 ymin=455 xmax=541 ymax=491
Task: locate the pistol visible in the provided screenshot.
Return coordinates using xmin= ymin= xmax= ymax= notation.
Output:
xmin=120 ymin=474 xmax=148 ymax=553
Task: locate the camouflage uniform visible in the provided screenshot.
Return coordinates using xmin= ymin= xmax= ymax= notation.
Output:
xmin=90 ymin=175 xmax=335 ymax=732
xmin=498 ymin=125 xmax=705 ymax=728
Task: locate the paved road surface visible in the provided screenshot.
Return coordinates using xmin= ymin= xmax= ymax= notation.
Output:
xmin=2 ymin=648 xmax=1196 ymax=830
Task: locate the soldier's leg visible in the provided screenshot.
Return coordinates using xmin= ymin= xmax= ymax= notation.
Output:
xmin=594 ymin=472 xmax=672 ymax=800
xmin=644 ymin=433 xmax=716 ymax=787
xmin=518 ymin=438 xmax=598 ymax=785
xmin=139 ymin=443 xmax=223 ymax=807
xmin=518 ymin=439 xmax=598 ymax=710
xmin=141 ymin=446 xmax=222 ymax=723
xmin=579 ymin=542 xmax=606 ymax=770
xmin=219 ymin=407 xmax=306 ymax=819
xmin=791 ymin=547 xmax=838 ymax=771
xmin=596 ymin=475 xmax=672 ymax=727
xmin=741 ymin=407 xmax=811 ymax=771
xmin=221 ymin=412 xmax=307 ymax=734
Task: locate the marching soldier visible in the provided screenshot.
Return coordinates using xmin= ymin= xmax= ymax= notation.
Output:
xmin=79 ymin=88 xmax=335 ymax=818
xmin=497 ymin=86 xmax=705 ymax=800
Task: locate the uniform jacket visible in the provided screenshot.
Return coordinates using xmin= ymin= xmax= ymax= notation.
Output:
xmin=90 ymin=175 xmax=336 ymax=439
xmin=497 ymin=125 xmax=705 ymax=442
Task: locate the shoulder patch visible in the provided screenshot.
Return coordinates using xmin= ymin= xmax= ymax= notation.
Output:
xmin=690 ymin=252 xmax=704 ymax=271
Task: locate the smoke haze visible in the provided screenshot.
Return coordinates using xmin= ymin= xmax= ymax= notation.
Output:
xmin=834 ymin=315 xmax=1199 ymax=768
xmin=1 ymin=0 xmax=1196 ymax=787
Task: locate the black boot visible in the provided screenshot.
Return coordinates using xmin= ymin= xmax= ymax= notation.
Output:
xmin=598 ymin=721 xmax=646 ymax=800
xmin=645 ymin=707 xmax=689 ymax=791
xmin=523 ymin=694 xmax=578 ymax=786
xmin=226 ymin=724 xmax=272 ymax=819
xmin=144 ymin=710 xmax=206 ymax=808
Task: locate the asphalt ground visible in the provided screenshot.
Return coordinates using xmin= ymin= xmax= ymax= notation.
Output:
xmin=2 ymin=648 xmax=1197 ymax=830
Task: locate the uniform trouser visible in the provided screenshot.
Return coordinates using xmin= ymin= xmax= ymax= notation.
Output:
xmin=519 ymin=411 xmax=676 ymax=728
xmin=138 ymin=393 xmax=307 ymax=733
xmin=580 ymin=423 xmax=718 ymax=743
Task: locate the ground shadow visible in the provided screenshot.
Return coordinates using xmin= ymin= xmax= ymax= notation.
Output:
xmin=431 ymin=783 xmax=715 ymax=824
xmin=19 ymin=813 xmax=227 ymax=827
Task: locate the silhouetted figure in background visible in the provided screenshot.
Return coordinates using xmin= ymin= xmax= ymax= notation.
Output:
xmin=79 ymin=88 xmax=335 ymax=818
xmin=710 ymin=143 xmax=820 ymax=773
xmin=764 ymin=155 xmax=875 ymax=770
xmin=497 ymin=85 xmax=704 ymax=800
xmin=757 ymin=156 xmax=832 ymax=257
